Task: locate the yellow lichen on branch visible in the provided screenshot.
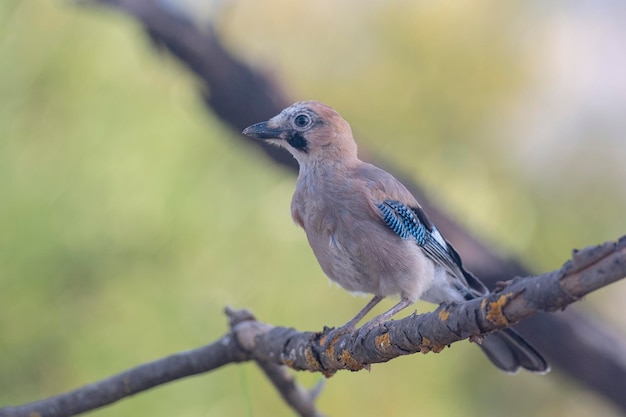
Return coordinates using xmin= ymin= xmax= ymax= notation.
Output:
xmin=304 ymin=347 xmax=321 ymax=372
xmin=375 ymin=332 xmax=391 ymax=351
xmin=339 ymin=350 xmax=363 ymax=372
xmin=485 ymin=294 xmax=512 ymax=327
xmin=438 ymin=309 xmax=450 ymax=321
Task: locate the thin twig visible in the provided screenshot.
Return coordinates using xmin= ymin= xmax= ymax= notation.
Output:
xmin=255 ymin=362 xmax=327 ymax=417
xmin=224 ymin=308 xmax=327 ymax=417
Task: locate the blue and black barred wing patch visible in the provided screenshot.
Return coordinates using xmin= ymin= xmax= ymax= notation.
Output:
xmin=377 ymin=200 xmax=464 ymax=280
xmin=377 ymin=200 xmax=427 ymax=244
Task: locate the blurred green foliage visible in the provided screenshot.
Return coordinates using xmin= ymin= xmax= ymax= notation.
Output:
xmin=1 ymin=1 xmax=625 ymax=417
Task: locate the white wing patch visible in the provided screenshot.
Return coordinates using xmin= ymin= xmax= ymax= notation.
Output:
xmin=431 ymin=226 xmax=447 ymax=247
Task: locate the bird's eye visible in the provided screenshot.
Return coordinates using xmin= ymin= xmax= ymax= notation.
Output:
xmin=294 ymin=114 xmax=311 ymax=128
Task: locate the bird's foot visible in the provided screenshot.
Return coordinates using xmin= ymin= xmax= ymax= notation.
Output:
xmin=360 ymin=315 xmax=390 ymax=331
xmin=359 ymin=297 xmax=413 ymax=333
xmin=319 ymin=324 xmax=356 ymax=352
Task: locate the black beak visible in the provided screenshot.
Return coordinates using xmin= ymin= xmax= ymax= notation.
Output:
xmin=242 ymin=121 xmax=286 ymax=140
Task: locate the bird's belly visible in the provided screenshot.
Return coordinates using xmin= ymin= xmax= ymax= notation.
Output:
xmin=307 ymin=228 xmax=435 ymax=301
xmin=306 ymin=231 xmax=377 ymax=294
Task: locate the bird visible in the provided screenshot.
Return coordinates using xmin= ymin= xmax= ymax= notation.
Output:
xmin=242 ymin=100 xmax=549 ymax=374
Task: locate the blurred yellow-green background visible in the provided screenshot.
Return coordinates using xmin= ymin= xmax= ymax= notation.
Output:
xmin=1 ymin=1 xmax=626 ymax=416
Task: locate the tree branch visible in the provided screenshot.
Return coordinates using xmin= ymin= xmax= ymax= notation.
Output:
xmin=227 ymin=308 xmax=327 ymax=417
xmin=2 ymin=236 xmax=625 ymax=417
xmin=230 ymin=236 xmax=626 ymax=376
xmin=0 ymin=335 xmax=248 ymax=417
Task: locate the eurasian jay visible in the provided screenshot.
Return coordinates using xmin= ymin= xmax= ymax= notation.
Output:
xmin=242 ymin=101 xmax=549 ymax=373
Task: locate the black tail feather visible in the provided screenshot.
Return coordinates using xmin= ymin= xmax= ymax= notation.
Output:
xmin=479 ymin=328 xmax=550 ymax=374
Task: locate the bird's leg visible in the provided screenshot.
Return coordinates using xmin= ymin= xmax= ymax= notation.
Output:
xmin=322 ymin=295 xmax=383 ymax=349
xmin=361 ymin=297 xmax=413 ymax=330
xmin=340 ymin=295 xmax=384 ymax=332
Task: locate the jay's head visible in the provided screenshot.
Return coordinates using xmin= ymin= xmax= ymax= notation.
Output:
xmin=242 ymin=101 xmax=357 ymax=165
